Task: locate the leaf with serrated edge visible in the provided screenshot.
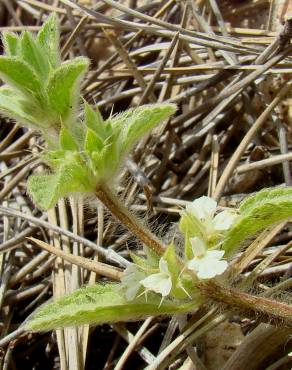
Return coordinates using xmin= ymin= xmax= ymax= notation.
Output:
xmin=25 ymin=284 xmax=198 ymax=331
xmin=46 ymin=57 xmax=89 ymax=123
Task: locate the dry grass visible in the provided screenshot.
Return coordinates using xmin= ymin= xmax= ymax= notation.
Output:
xmin=0 ymin=0 xmax=291 ymax=369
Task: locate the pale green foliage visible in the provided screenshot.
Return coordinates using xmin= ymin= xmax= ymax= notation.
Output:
xmin=0 ymin=14 xmax=87 ymax=145
xmin=47 ymin=57 xmax=89 ymax=124
xmin=37 ymin=13 xmax=60 ymax=68
xmin=27 ymin=152 xmax=94 ymax=210
xmin=0 ymin=86 xmax=47 ymax=129
xmin=25 ymin=284 xmax=197 ymax=331
xmin=116 ymin=104 xmax=176 ymax=153
xmin=24 ymin=189 xmax=292 ymax=330
xmin=239 ymin=186 xmax=292 ymax=214
xmin=20 ymin=31 xmax=50 ymax=81
xmin=222 ymin=187 xmax=292 ymax=256
xmin=28 ymin=103 xmax=176 ymax=209
xmin=83 ymin=103 xmax=177 ymax=181
xmin=2 ymin=32 xmax=19 ymax=56
xmin=179 ymin=211 xmax=206 ymax=260
xmin=0 ymin=57 xmax=43 ymax=98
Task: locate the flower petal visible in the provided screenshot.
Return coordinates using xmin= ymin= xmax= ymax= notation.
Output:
xmin=205 ymin=250 xmax=225 ymax=260
xmin=197 ymin=259 xmax=228 ymax=279
xmin=124 ymin=284 xmax=141 ymax=301
xmin=186 ymin=196 xmax=217 ymax=221
xmin=213 ymin=210 xmax=237 ymax=231
xmin=140 ymin=273 xmax=172 ymax=296
xmin=190 ymin=237 xmax=207 ymax=257
xmin=121 ymin=264 xmax=145 ymax=300
xmin=187 ymin=258 xmax=201 ymax=272
xmin=159 ymin=258 xmax=170 ymax=275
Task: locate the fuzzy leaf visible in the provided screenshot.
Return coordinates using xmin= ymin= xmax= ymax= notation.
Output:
xmin=90 ymin=136 xmax=120 ymax=181
xmin=2 ymin=32 xmax=19 ymax=56
xmin=59 ymin=127 xmax=79 ymax=151
xmin=163 ymin=244 xmax=180 ymax=280
xmin=163 ymin=244 xmax=188 ymax=299
xmin=47 ymin=57 xmax=89 ymax=122
xmin=20 ymin=31 xmax=50 ymax=81
xmin=179 ymin=211 xmax=206 ymax=260
xmin=223 ymin=188 xmax=292 ymax=256
xmin=0 ymin=86 xmax=44 ymax=128
xmin=84 ymin=128 xmax=104 ymax=153
xmin=28 ymin=154 xmax=94 ymax=209
xmin=37 ymin=13 xmax=60 ymax=68
xmin=239 ymin=187 xmax=292 ymax=214
xmin=129 ymin=253 xmax=149 ymax=270
xmin=84 ymin=102 xmax=106 ymax=138
xmin=117 ymin=103 xmax=176 ymax=153
xmin=25 ymin=284 xmax=197 ymax=331
xmin=0 ymin=56 xmax=43 ymax=98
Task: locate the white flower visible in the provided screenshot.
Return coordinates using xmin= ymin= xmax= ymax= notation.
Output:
xmin=121 ymin=264 xmax=145 ymax=301
xmin=186 ymin=196 xmax=237 ymax=234
xmin=140 ymin=258 xmax=172 ymax=297
xmin=187 ymin=237 xmax=228 ymax=279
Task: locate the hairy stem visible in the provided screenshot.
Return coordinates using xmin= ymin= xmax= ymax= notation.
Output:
xmin=197 ymin=280 xmax=292 ymax=327
xmin=95 ymin=183 xmax=166 ymax=256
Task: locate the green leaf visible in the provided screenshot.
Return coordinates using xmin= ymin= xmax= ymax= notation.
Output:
xmin=0 ymin=86 xmax=43 ymax=128
xmin=143 ymin=246 xmax=160 ymax=267
xmin=163 ymin=244 xmax=188 ymax=299
xmin=0 ymin=56 xmax=43 ymax=98
xmin=179 ymin=211 xmax=206 ymax=260
xmin=84 ymin=128 xmax=104 ymax=153
xmin=89 ymin=135 xmax=121 ymax=181
xmin=222 ymin=187 xmax=292 ymax=256
xmin=20 ymin=31 xmax=50 ymax=81
xmin=28 ymin=153 xmax=94 ymax=209
xmin=91 ymin=150 xmax=106 ymax=179
xmin=117 ymin=103 xmax=176 ymax=153
xmin=240 ymin=187 xmax=292 ymax=214
xmin=25 ymin=284 xmax=197 ymax=331
xmin=59 ymin=127 xmax=79 ymax=151
xmin=2 ymin=32 xmax=19 ymax=56
xmin=163 ymin=244 xmax=180 ymax=280
xmin=130 ymin=253 xmax=149 ymax=270
xmin=46 ymin=57 xmax=89 ymax=123
xmin=84 ymin=102 xmax=106 ymax=138
xmin=37 ymin=13 xmax=60 ymax=68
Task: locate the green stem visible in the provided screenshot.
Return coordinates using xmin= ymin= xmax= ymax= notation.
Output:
xmin=95 ymin=183 xmax=166 ymax=257
xmin=197 ymin=280 xmax=292 ymax=327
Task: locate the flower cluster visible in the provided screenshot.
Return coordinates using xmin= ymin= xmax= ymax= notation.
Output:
xmin=121 ymin=196 xmax=237 ymax=301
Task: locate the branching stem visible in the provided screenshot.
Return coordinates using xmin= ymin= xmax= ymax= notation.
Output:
xmin=95 ymin=183 xmax=166 ymax=256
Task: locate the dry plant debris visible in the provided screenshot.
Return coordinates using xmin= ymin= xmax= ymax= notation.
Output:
xmin=0 ymin=0 xmax=291 ymax=369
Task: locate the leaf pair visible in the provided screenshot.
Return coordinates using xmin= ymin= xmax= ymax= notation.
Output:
xmin=27 ymin=103 xmax=177 ymax=209
xmin=0 ymin=14 xmax=89 ymax=144
xmin=83 ymin=103 xmax=177 ymax=181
